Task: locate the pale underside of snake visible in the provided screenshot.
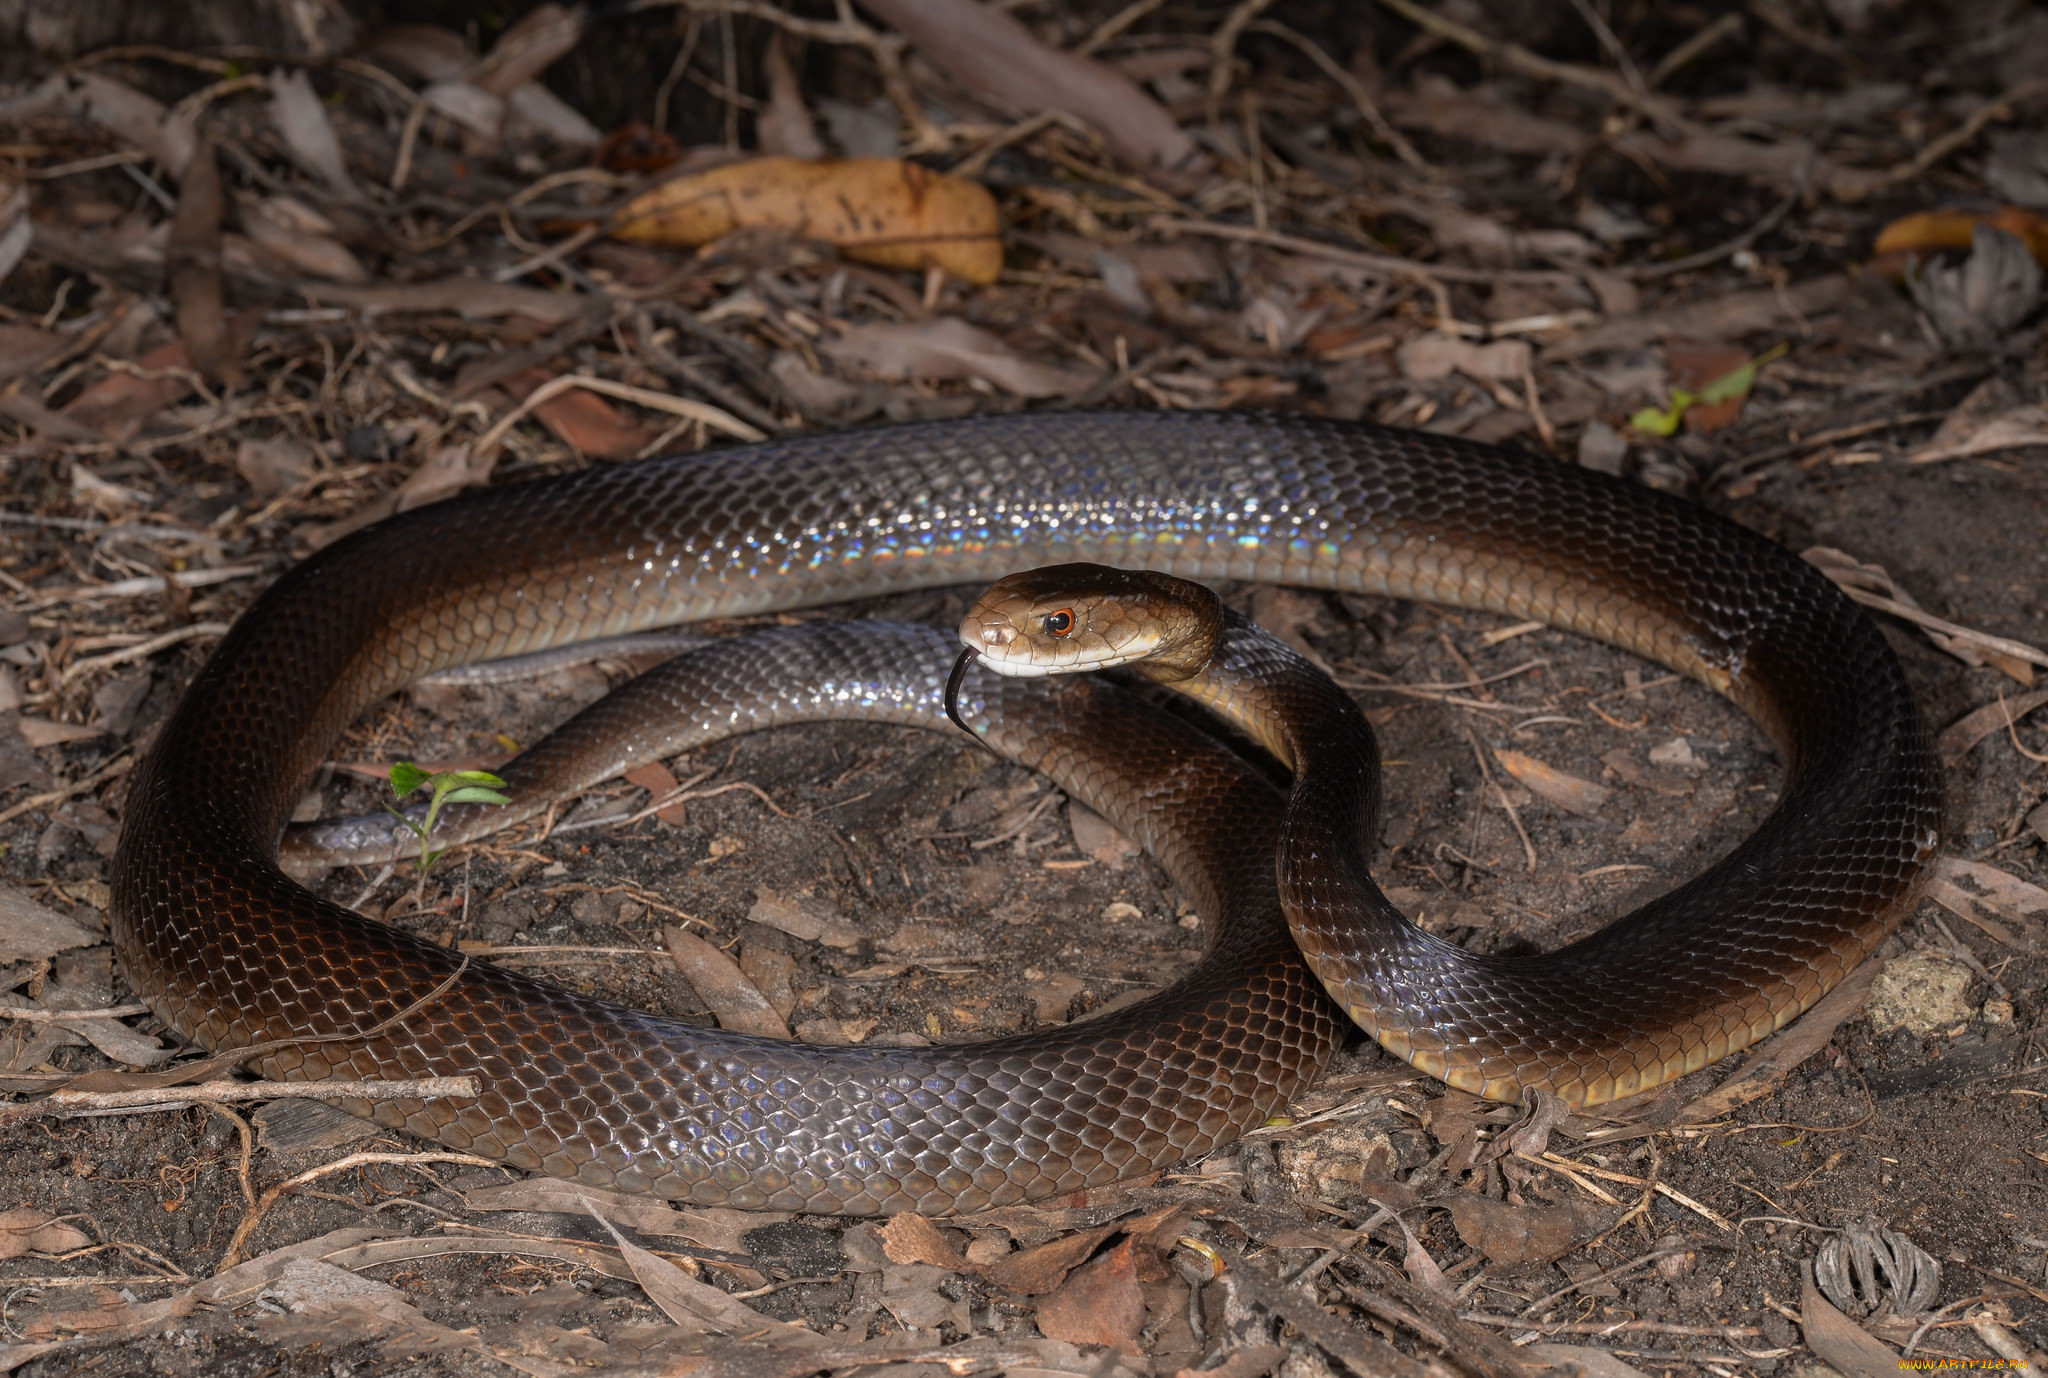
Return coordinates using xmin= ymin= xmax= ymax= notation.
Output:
xmin=110 ymin=410 xmax=1941 ymax=1216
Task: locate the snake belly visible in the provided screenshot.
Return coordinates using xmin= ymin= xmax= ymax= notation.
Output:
xmin=110 ymin=409 xmax=1941 ymax=1210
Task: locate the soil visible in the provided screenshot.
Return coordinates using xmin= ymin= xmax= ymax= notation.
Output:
xmin=0 ymin=2 xmax=2045 ymax=1374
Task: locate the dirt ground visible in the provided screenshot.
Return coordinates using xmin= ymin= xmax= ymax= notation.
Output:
xmin=0 ymin=2 xmax=2046 ymax=1376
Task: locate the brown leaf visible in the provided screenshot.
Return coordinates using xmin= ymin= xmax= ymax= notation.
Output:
xmin=1909 ymin=403 xmax=2048 ymax=465
xmin=235 ymin=436 xmax=317 ymax=500
xmin=747 ymin=891 xmax=863 ymax=952
xmin=822 ymin=317 xmax=1091 ymax=398
xmin=610 ymin=156 xmax=1003 ymax=285
xmin=984 ymin=1220 xmax=1125 ymax=1295
xmin=239 ymin=196 xmax=369 ymax=283
xmin=758 ymin=33 xmax=824 ymax=160
xmin=623 ymin=762 xmax=689 ymax=824
xmin=1937 ymin=687 xmax=2048 ymax=764
xmin=1936 ymin=857 xmax=2048 ymax=923
xmin=877 ymin=1213 xmax=972 ymax=1270
xmin=395 ymin=441 xmax=495 ymax=513
xmin=0 ymin=1208 xmax=92 ymax=1258
xmin=1665 ymin=339 xmax=1753 ymax=434
xmin=0 ymin=323 xmax=64 ymax=383
xmin=64 ymin=316 xmax=262 ymax=437
xmin=505 ymin=368 xmax=656 ymax=459
xmin=859 ymin=0 xmax=1196 ymax=174
xmin=1599 ymin=747 xmax=1693 ymax=798
xmin=468 ymin=4 xmax=586 ymax=99
xmin=19 ymin=1289 xmax=195 ymax=1341
xmin=1033 ymin=1236 xmax=1146 ymax=1355
xmin=1396 ymin=334 xmax=1531 ymax=382
xmin=1445 ymin=1196 xmax=1609 ymax=1268
xmin=0 ymin=885 xmax=100 ymax=964
xmin=167 ymin=138 xmax=234 ymax=384
xmin=664 ymin=926 xmax=789 ymax=1039
xmin=1800 ymin=1265 xmax=1901 ymax=1378
xmin=268 ymin=70 xmax=359 ymax=200
xmin=301 ymin=278 xmax=588 ymax=323
xmin=581 ymin=1199 xmax=815 ymax=1343
xmin=1873 ymin=205 xmax=2048 ymax=273
xmin=1493 ymin=749 xmax=1611 ymax=818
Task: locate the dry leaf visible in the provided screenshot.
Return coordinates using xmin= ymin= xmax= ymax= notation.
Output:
xmin=503 ymin=368 xmax=657 ymax=459
xmin=302 ymin=278 xmax=587 ymax=323
xmin=239 ymin=196 xmax=369 ymax=283
xmin=1936 ymin=856 xmax=2048 ymax=922
xmin=1493 ymin=749 xmax=1611 ymax=818
xmin=664 ymin=926 xmax=789 ymax=1039
xmin=269 ymin=69 xmax=359 ymax=200
xmin=758 ymin=33 xmax=824 ymax=160
xmin=877 ymin=1213 xmax=972 ymax=1270
xmin=1397 ymin=334 xmax=1531 ymax=382
xmin=1873 ymin=205 xmax=2048 ymax=273
xmin=747 ymin=891 xmax=863 ymax=951
xmin=0 ymin=176 xmax=32 ymax=290
xmin=18 ymin=1289 xmax=195 ymax=1342
xmin=0 ymin=72 xmax=196 ymax=177
xmin=0 ymin=886 xmax=100 ymax=964
xmin=0 ymin=1208 xmax=92 ymax=1258
xmin=581 ymin=1199 xmax=815 ymax=1343
xmin=1033 ymin=1236 xmax=1146 ymax=1355
xmin=822 ymin=317 xmax=1091 ymax=397
xmin=236 ymin=436 xmax=317 ymax=499
xmin=1800 ymin=1265 xmax=1901 ymax=1378
xmin=611 ymin=156 xmax=1003 ymax=284
xmin=624 ymin=762 xmax=689 ymax=825
xmin=1909 ymin=403 xmax=2048 ymax=464
xmin=168 ymin=137 xmax=234 ymax=384
xmin=1445 ymin=1196 xmax=1609 ymax=1268
xmin=395 ymin=442 xmax=495 ymax=513
xmin=1937 ymin=687 xmax=2048 ymax=763
xmin=1664 ymin=339 xmax=1754 ymax=434
xmin=860 ymin=0 xmax=1196 ymax=174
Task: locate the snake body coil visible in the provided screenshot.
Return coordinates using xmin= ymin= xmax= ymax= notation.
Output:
xmin=111 ymin=410 xmax=1940 ymax=1213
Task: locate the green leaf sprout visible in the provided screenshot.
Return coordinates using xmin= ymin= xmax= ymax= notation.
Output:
xmin=385 ymin=761 xmax=510 ymax=874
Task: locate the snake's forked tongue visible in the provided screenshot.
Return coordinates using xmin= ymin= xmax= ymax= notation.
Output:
xmin=944 ymin=647 xmax=981 ymax=738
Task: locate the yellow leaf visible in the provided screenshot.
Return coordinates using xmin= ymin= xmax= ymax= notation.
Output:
xmin=609 ymin=156 xmax=1003 ymax=284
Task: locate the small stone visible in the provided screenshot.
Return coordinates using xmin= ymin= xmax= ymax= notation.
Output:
xmin=1866 ymin=952 xmax=1975 ymax=1036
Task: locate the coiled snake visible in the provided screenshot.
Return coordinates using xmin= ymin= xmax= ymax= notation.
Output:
xmin=110 ymin=410 xmax=1940 ymax=1215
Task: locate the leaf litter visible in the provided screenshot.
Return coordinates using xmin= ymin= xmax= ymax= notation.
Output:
xmin=0 ymin=1 xmax=2043 ymax=1375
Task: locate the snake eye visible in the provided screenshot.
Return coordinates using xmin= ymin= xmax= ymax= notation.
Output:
xmin=1043 ymin=609 xmax=1075 ymax=637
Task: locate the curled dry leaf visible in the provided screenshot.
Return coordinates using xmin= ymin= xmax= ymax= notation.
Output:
xmin=610 ymin=157 xmax=1003 ymax=285
xmin=1908 ymin=225 xmax=2044 ymax=349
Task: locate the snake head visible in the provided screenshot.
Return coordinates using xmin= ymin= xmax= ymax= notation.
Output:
xmin=959 ymin=562 xmax=1224 ymax=683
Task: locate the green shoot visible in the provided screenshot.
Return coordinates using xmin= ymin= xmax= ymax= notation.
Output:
xmin=385 ymin=761 xmax=510 ymax=874
xmin=1630 ymin=342 xmax=1788 ymax=437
